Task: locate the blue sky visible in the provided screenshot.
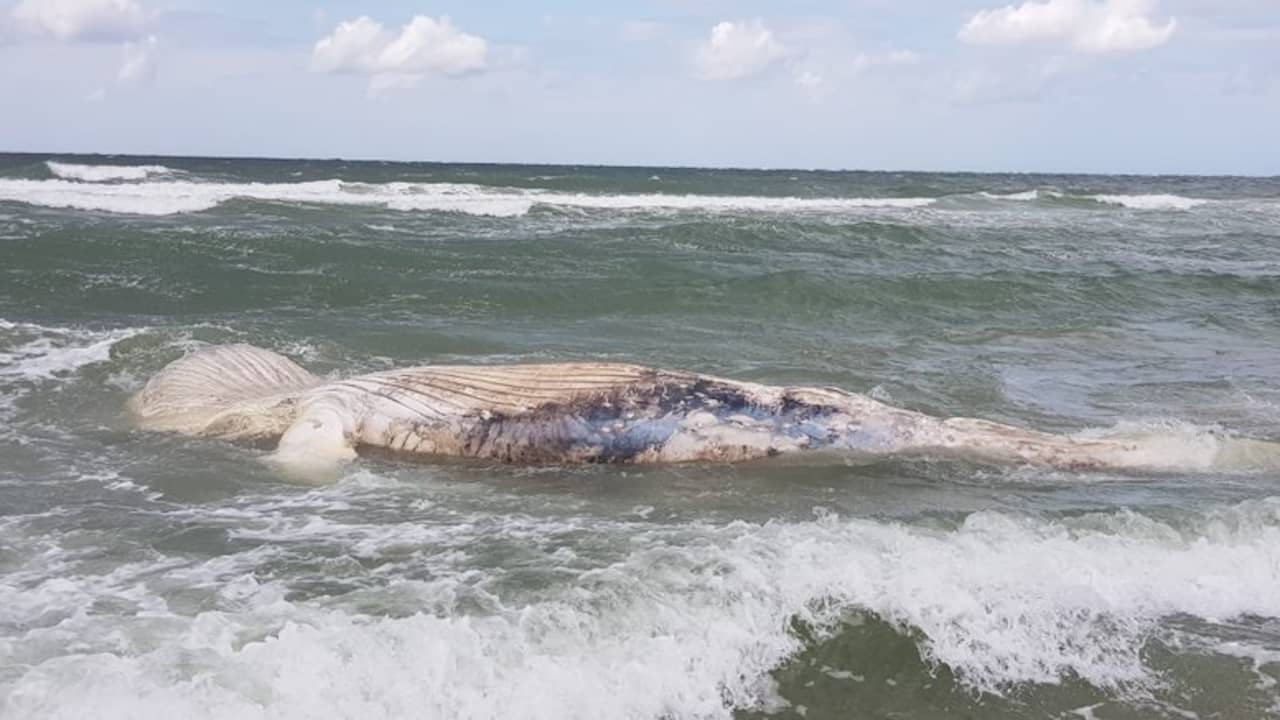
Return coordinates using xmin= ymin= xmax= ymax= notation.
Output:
xmin=1 ymin=0 xmax=1276 ymax=174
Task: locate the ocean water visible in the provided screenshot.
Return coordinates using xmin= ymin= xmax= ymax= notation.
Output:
xmin=2 ymin=153 xmax=1280 ymax=719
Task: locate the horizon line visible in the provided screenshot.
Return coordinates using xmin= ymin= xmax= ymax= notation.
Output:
xmin=2 ymin=149 xmax=1276 ymax=180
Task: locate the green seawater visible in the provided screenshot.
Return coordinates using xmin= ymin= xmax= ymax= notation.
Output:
xmin=2 ymin=153 xmax=1280 ymax=719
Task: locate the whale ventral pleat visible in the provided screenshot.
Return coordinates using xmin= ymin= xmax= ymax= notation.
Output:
xmin=128 ymin=343 xmax=321 ymax=437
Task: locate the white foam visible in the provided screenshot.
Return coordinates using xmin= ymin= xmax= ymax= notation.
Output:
xmin=0 ymin=321 xmax=144 ymax=433
xmin=0 ymin=177 xmax=936 ymax=217
xmin=1072 ymin=419 xmax=1280 ymax=473
xmin=101 ymin=477 xmax=165 ymax=501
xmin=2 ymin=496 xmax=1278 ymax=719
xmin=979 ymin=189 xmax=1041 ymax=201
xmin=976 ymin=190 xmax=1219 ymax=211
xmin=531 ymin=191 xmax=934 ymax=213
xmin=0 ymin=326 xmax=143 ymax=380
xmin=1211 ymin=641 xmax=1280 ymax=713
xmin=1091 ymin=194 xmax=1209 ymax=210
xmin=45 ymin=161 xmax=174 ymax=182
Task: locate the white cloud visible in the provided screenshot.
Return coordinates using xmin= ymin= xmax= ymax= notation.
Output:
xmin=117 ymin=34 xmax=155 ymax=82
xmin=959 ymin=0 xmax=1176 ymax=53
xmin=311 ymin=15 xmax=488 ymax=90
xmin=312 ymin=17 xmax=389 ymax=73
xmin=695 ymin=20 xmax=786 ymax=81
xmin=11 ymin=0 xmax=146 ymax=41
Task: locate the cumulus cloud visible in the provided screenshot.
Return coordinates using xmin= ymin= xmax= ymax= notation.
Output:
xmin=959 ymin=0 xmax=1176 ymax=53
xmin=11 ymin=0 xmax=146 ymax=41
xmin=695 ymin=19 xmax=786 ymax=81
xmin=311 ymin=15 xmax=488 ymax=90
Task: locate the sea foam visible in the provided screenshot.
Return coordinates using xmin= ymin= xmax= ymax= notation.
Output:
xmin=976 ymin=190 xmax=1213 ymax=210
xmin=46 ymin=162 xmax=175 ymax=183
xmin=2 ymin=494 xmax=1278 ymax=719
xmin=0 ymin=177 xmax=935 ymax=217
xmin=978 ymin=189 xmax=1042 ymax=201
xmin=8 ymin=167 xmax=1232 ymax=216
xmin=0 ymin=319 xmax=144 ymax=432
xmin=1090 ymin=194 xmax=1209 ymax=210
xmin=0 ymin=321 xmax=143 ymax=381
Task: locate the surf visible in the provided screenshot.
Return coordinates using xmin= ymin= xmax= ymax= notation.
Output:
xmin=45 ymin=161 xmax=174 ymax=182
xmin=0 ymin=176 xmax=938 ymax=217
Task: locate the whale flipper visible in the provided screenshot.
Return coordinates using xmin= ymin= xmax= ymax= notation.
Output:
xmin=265 ymin=400 xmax=359 ymax=478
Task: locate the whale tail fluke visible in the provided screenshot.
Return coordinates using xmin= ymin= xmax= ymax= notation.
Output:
xmin=127 ymin=343 xmax=321 ymax=439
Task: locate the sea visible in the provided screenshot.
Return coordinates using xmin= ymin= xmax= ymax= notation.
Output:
xmin=1 ymin=153 xmax=1279 ymax=719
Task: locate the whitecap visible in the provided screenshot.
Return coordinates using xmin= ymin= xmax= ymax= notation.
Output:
xmin=0 ymin=324 xmax=144 ymax=381
xmin=0 ymin=177 xmax=936 ymax=217
xmin=979 ymin=189 xmax=1041 ymax=201
xmin=3 ymin=497 xmax=1278 ymax=719
xmin=1091 ymin=193 xmax=1209 ymax=210
xmin=46 ymin=161 xmax=175 ymax=183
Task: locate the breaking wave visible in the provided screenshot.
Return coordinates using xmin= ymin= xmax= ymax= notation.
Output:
xmin=0 ymin=171 xmax=1240 ymax=217
xmin=976 ymin=189 xmax=1214 ymax=210
xmin=1089 ymin=193 xmax=1210 ymax=210
xmin=1 ymin=490 xmax=1277 ymax=719
xmin=0 ymin=177 xmax=934 ymax=217
xmin=978 ymin=189 xmax=1042 ymax=201
xmin=45 ymin=161 xmax=175 ymax=183
xmin=0 ymin=319 xmax=144 ymax=382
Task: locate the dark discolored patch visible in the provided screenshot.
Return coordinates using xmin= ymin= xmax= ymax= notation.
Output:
xmin=451 ymin=376 xmax=844 ymax=464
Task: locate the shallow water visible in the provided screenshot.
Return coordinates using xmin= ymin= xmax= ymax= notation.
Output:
xmin=2 ymin=154 xmax=1279 ymax=719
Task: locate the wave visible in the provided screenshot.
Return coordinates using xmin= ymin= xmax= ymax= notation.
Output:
xmin=0 ymin=319 xmax=145 ymax=437
xmin=3 ymin=489 xmax=1278 ymax=718
xmin=1070 ymin=420 xmax=1280 ymax=473
xmin=974 ymin=189 xmax=1214 ymax=210
xmin=0 ymin=319 xmax=144 ymax=382
xmin=45 ymin=161 xmax=175 ymax=183
xmin=978 ymin=189 xmax=1042 ymax=201
xmin=0 ymin=178 xmax=936 ymax=217
xmin=1090 ymin=193 xmax=1209 ymax=210
xmin=0 ymin=176 xmax=1233 ymax=217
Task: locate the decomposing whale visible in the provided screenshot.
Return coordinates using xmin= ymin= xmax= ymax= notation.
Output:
xmin=127 ymin=343 xmax=1277 ymax=474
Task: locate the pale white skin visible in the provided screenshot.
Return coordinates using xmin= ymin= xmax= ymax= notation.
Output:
xmin=127 ymin=344 xmax=1280 ymax=477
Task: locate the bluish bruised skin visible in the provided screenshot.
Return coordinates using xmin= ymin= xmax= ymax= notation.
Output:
xmin=456 ymin=379 xmax=897 ymax=464
xmin=592 ymin=411 xmax=892 ymax=459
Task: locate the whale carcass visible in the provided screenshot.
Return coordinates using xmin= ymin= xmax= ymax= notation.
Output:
xmin=127 ymin=343 xmax=1273 ymax=473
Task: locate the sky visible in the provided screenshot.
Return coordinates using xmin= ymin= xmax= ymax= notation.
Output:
xmin=0 ymin=0 xmax=1276 ymax=174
